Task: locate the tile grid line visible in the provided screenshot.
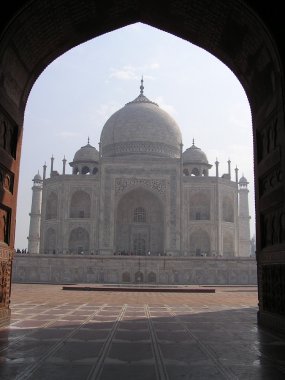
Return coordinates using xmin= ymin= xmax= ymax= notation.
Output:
xmin=10 ymin=302 xmax=70 ymax=326
xmin=165 ymin=305 xmax=238 ymax=380
xmin=145 ymin=304 xmax=169 ymax=380
xmin=14 ymin=303 xmax=109 ymax=380
xmin=86 ymin=304 xmax=128 ymax=380
xmin=0 ymin=302 xmax=89 ymax=353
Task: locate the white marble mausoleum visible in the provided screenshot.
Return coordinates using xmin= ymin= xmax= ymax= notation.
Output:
xmin=27 ymin=81 xmax=251 ymax=259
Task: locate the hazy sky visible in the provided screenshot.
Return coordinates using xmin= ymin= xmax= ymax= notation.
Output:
xmin=15 ymin=22 xmax=255 ymax=249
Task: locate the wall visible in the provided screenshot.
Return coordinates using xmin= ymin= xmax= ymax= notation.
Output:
xmin=12 ymin=254 xmax=257 ymax=285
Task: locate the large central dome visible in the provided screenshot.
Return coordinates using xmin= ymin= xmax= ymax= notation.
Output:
xmin=100 ymin=81 xmax=182 ymax=158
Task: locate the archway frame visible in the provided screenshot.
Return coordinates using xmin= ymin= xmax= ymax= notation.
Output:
xmin=0 ymin=0 xmax=284 ymax=332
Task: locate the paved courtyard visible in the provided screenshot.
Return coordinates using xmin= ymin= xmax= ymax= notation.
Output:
xmin=0 ymin=283 xmax=285 ymax=379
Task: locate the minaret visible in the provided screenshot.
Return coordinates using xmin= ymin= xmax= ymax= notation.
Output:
xmin=227 ymin=159 xmax=231 ymax=180
xmin=238 ymin=175 xmax=251 ymax=256
xmin=215 ymin=158 xmax=219 ymax=177
xmin=43 ymin=162 xmax=47 ymax=180
xmin=235 ymin=166 xmax=239 ymax=183
xmin=62 ymin=156 xmax=67 ymax=175
xmin=50 ymin=155 xmax=54 ymax=177
xmin=27 ymin=172 xmax=43 ymax=254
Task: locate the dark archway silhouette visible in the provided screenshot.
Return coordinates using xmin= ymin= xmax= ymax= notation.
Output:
xmin=0 ymin=1 xmax=284 ymax=334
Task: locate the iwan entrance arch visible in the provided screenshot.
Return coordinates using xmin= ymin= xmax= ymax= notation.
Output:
xmin=0 ymin=1 xmax=284 ymax=333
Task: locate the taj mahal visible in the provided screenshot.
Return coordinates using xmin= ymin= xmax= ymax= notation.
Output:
xmin=27 ymin=80 xmax=251 ymax=260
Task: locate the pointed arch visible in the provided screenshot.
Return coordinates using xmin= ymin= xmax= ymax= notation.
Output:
xmin=46 ymin=192 xmax=58 ymax=220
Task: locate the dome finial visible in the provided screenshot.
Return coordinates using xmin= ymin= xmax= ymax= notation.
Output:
xmin=87 ymin=136 xmax=90 ymax=144
xmin=192 ymin=138 xmax=195 ymax=146
xmin=140 ymin=76 xmax=144 ymax=95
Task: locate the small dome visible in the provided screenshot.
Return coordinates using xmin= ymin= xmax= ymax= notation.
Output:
xmin=183 ymin=144 xmax=208 ymax=164
xmin=73 ymin=143 xmax=99 ymax=163
xmin=239 ymin=175 xmax=248 ymax=184
xmin=100 ymin=81 xmax=182 ymax=158
xmin=33 ymin=172 xmax=42 ymax=181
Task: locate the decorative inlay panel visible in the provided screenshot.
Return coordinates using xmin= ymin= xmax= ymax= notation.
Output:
xmin=115 ymin=178 xmax=167 ymax=198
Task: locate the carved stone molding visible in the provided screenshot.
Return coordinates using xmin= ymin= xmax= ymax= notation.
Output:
xmin=0 ymin=111 xmax=18 ymax=159
xmin=257 ymin=116 xmax=278 ymax=163
xmin=0 ymin=205 xmax=11 ymax=246
xmin=261 ymin=208 xmax=285 ymax=249
xmin=259 ymin=163 xmax=282 ymax=198
xmin=0 ymin=246 xmax=14 ymax=308
xmin=0 ymin=164 xmax=14 ymax=194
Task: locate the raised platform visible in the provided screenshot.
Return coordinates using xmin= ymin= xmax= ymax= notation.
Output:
xmin=62 ymin=284 xmax=216 ymax=292
xmin=12 ymin=254 xmax=257 ymax=286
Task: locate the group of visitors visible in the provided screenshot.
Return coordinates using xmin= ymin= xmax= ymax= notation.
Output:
xmin=15 ymin=248 xmax=28 ymax=254
xmin=113 ymin=250 xmax=167 ymax=256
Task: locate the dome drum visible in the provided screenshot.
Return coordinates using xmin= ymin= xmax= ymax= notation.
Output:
xmin=102 ymin=141 xmax=180 ymax=158
xmin=183 ymin=164 xmax=212 ymax=177
xmin=71 ymin=164 xmax=98 ymax=176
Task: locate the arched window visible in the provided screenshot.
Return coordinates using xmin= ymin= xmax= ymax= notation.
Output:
xmin=81 ymin=166 xmax=90 ymax=175
xmin=70 ymin=191 xmax=91 ymax=218
xmin=183 ymin=168 xmax=189 ymax=176
xmin=135 ymin=271 xmax=144 ymax=283
xmin=191 ymin=168 xmax=200 ymax=176
xmin=46 ymin=192 xmax=58 ymax=220
xmin=134 ymin=207 xmax=146 ymax=223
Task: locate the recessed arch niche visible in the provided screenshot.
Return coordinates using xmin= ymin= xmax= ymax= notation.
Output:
xmin=115 ymin=187 xmax=164 ymax=255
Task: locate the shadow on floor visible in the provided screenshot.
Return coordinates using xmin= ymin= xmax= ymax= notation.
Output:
xmin=0 ymin=305 xmax=284 ymax=379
